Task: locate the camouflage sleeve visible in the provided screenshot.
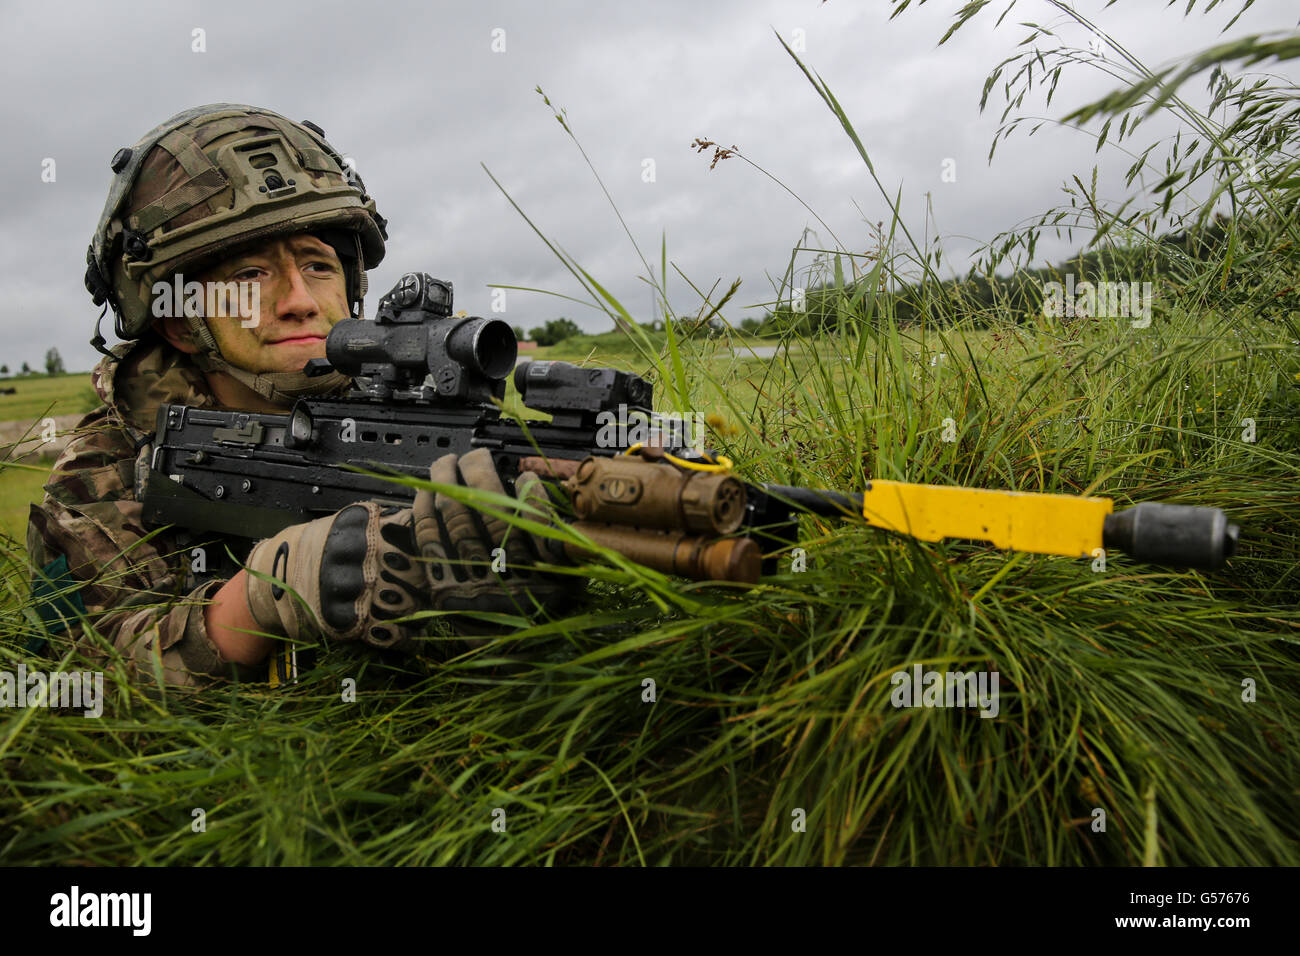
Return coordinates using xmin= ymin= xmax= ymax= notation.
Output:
xmin=26 ymin=407 xmax=260 ymax=688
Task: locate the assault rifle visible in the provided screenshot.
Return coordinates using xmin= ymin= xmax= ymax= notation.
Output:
xmin=141 ymin=272 xmax=1239 ymax=584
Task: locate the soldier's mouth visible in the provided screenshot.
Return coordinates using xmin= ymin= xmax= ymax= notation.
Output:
xmin=268 ymin=335 xmax=326 ymax=346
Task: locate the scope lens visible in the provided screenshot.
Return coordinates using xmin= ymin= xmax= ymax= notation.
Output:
xmin=467 ymin=319 xmax=518 ymax=379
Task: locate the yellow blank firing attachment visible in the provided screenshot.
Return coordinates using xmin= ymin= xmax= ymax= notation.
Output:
xmin=861 ymin=480 xmax=1112 ymax=558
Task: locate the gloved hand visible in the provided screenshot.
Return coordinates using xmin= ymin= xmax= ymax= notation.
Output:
xmin=244 ymin=448 xmax=582 ymax=650
xmin=245 ymin=501 xmax=427 ymax=650
xmin=413 ymin=447 xmax=582 ymax=633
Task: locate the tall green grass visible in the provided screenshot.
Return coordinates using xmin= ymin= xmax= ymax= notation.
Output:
xmin=1 ymin=2 xmax=1296 ymax=865
xmin=0 ymin=373 xmax=99 ymax=423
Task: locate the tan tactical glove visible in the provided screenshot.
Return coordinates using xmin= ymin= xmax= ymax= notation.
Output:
xmin=412 ymin=448 xmax=581 ymax=633
xmin=245 ymin=502 xmax=427 ymax=650
xmin=244 ymin=449 xmax=581 ymax=650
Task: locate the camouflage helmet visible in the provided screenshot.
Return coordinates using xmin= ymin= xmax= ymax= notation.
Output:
xmin=85 ymin=103 xmax=388 ymax=344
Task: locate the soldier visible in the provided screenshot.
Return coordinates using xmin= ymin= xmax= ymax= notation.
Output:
xmin=28 ymin=104 xmax=574 ymax=688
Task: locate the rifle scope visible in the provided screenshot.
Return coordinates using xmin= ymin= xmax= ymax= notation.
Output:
xmin=318 ymin=272 xmax=517 ymax=402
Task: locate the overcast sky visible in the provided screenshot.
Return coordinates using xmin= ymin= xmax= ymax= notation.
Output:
xmin=1 ymin=0 xmax=1296 ymax=372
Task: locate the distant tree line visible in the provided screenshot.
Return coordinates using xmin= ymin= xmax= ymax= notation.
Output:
xmin=758 ymin=214 xmax=1268 ymax=335
xmin=0 ymin=348 xmax=67 ymax=378
xmin=512 ymin=318 xmax=582 ymax=346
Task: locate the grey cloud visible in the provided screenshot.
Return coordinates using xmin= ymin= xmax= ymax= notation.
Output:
xmin=0 ymin=0 xmax=1295 ymax=372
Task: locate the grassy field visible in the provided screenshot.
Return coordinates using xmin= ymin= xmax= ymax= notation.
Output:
xmin=0 ymin=304 xmax=1293 ymax=865
xmin=0 ymin=374 xmax=99 ymax=544
xmin=0 ymin=463 xmax=53 ymax=543
xmin=0 ymin=373 xmax=99 ymax=423
xmin=0 ymin=9 xmax=1297 ymax=866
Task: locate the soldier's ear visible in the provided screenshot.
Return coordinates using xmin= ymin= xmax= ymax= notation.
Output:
xmin=153 ymin=315 xmax=201 ymax=355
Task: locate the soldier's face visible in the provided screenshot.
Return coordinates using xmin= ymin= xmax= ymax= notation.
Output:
xmin=196 ymin=234 xmax=351 ymax=374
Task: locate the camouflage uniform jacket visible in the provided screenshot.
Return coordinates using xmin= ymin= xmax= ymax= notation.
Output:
xmin=27 ymin=335 xmax=270 ymax=687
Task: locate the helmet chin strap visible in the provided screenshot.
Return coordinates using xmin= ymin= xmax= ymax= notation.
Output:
xmin=185 ymin=314 xmax=351 ymax=405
